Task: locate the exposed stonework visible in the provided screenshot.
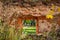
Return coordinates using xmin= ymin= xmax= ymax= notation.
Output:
xmin=0 ymin=0 xmax=60 ymax=34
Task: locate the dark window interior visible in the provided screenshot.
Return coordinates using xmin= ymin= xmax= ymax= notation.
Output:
xmin=23 ymin=20 xmax=36 ymax=27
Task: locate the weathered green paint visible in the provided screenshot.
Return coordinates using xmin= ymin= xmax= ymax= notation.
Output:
xmin=22 ymin=27 xmax=36 ymax=34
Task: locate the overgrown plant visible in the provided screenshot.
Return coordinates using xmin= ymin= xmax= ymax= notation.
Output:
xmin=0 ymin=19 xmax=21 ymax=40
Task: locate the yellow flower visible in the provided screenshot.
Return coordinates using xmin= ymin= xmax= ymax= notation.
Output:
xmin=46 ymin=14 xmax=54 ymax=19
xmin=57 ymin=7 xmax=60 ymax=12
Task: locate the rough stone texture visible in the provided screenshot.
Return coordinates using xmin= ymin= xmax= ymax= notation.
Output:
xmin=3 ymin=5 xmax=60 ymax=17
xmin=38 ymin=20 xmax=52 ymax=33
xmin=0 ymin=0 xmax=60 ymax=33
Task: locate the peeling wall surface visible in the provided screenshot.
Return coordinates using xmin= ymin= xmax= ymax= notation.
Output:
xmin=38 ymin=20 xmax=52 ymax=33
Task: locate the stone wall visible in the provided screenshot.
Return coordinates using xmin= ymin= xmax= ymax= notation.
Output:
xmin=0 ymin=0 xmax=60 ymax=31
